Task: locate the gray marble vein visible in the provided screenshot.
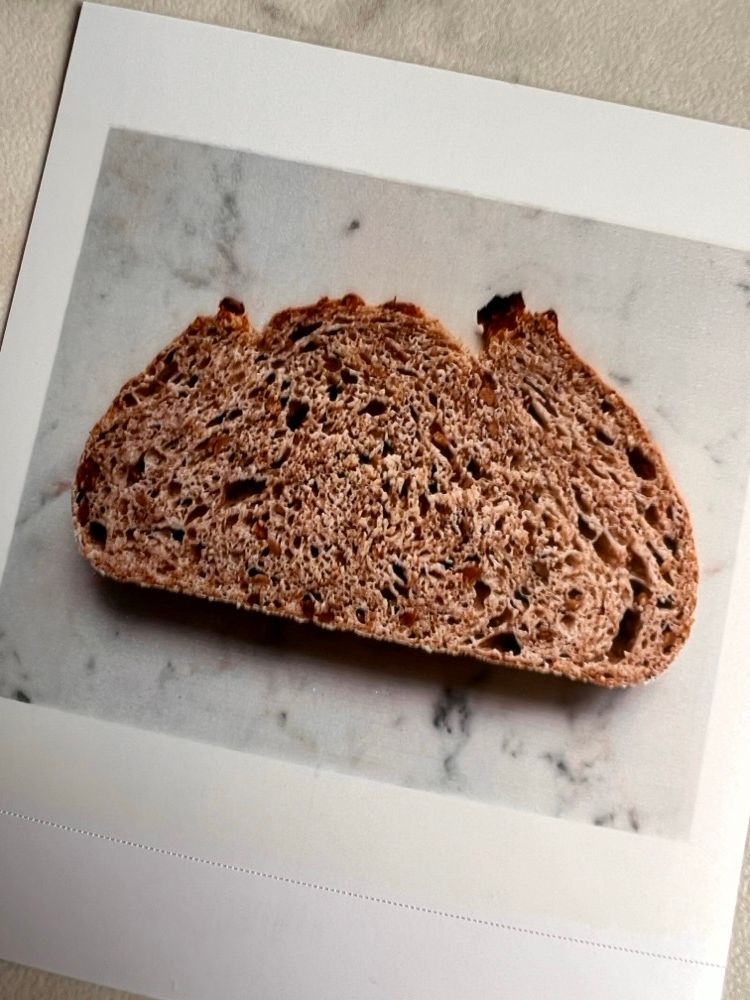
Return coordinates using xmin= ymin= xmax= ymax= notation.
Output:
xmin=2 ymin=128 xmax=750 ymax=838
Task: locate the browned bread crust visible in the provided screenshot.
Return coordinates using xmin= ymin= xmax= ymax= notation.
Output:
xmin=72 ymin=293 xmax=698 ymax=686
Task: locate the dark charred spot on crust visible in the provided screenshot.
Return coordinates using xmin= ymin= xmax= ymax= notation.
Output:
xmin=219 ymin=297 xmax=245 ymax=315
xmin=477 ymin=292 xmax=526 ymax=332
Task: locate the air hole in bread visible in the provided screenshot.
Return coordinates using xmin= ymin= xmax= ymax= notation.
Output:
xmin=644 ymin=505 xmax=659 ymax=527
xmin=341 ymin=369 xmax=358 ymax=385
xmin=662 ymin=628 xmax=676 ymax=652
xmin=311 ymin=545 xmax=319 ymax=558
xmin=601 ymin=398 xmax=614 ymax=414
xmin=627 ymin=446 xmax=656 ymax=480
xmin=76 ymin=498 xmax=90 ymax=526
xmin=170 ymin=527 xmax=184 ymax=543
xmin=393 ymin=563 xmax=408 ymax=584
xmin=525 ymin=398 xmax=548 ymax=429
xmin=271 ymin=447 xmax=291 ymax=469
xmin=186 ymin=503 xmax=209 ymax=524
xmin=489 ymin=608 xmax=513 ymax=628
xmin=380 ymin=586 xmax=398 ymax=604
xmin=327 ymin=383 xmax=340 ymax=401
xmin=88 ymin=521 xmax=107 ymax=548
xmin=532 ymin=559 xmax=549 ymax=582
xmin=630 ymin=578 xmax=650 ymax=600
xmin=167 ymin=479 xmax=181 ymax=496
xmin=225 ymin=512 xmax=239 ymax=529
xmin=644 ymin=543 xmax=663 ymax=568
xmin=593 ymin=532 xmax=620 ymax=566
xmin=289 ymin=321 xmax=322 ymax=343
xmin=136 ymin=381 xmax=159 ymax=398
xmin=577 ymin=515 xmax=596 ymax=540
xmin=418 ymin=494 xmax=430 ymax=517
xmin=286 ymin=400 xmax=309 ymax=431
xmin=159 ymin=361 xmax=179 ymax=383
xmin=595 ymin=427 xmax=615 ymax=446
xmin=480 ymin=631 xmax=523 ymax=655
xmin=664 ymin=535 xmax=678 ymax=554
xmin=360 ymin=399 xmax=388 ymax=417
xmin=186 ymin=374 xmax=199 ymax=388
xmin=324 ymin=356 xmax=342 ymax=373
xmin=356 ymin=608 xmax=368 ymax=623
xmin=429 ymin=421 xmax=453 ymax=461
xmin=122 ymin=392 xmax=138 ymax=407
xmin=127 ymin=453 xmax=146 ymax=485
xmin=474 ymin=579 xmax=491 ymax=609
xmin=206 ymin=412 xmax=226 ymax=428
xmin=566 ymin=588 xmax=583 ymax=611
xmin=466 ymin=458 xmax=483 ymax=480
xmin=223 ymin=479 xmax=267 ymax=504
xmin=227 ymin=408 xmax=243 ymax=421
xmin=657 ymin=595 xmax=674 ymax=610
xmin=609 ymin=607 xmax=641 ymax=660
xmin=301 ymin=339 xmax=322 ymax=353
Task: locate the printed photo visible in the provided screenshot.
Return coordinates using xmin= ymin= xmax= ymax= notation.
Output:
xmin=2 ymin=128 xmax=749 ymax=838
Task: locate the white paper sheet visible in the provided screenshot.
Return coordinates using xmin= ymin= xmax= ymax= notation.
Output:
xmin=1 ymin=5 xmax=750 ymax=998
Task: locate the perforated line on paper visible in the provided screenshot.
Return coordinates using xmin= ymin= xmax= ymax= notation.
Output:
xmin=0 ymin=807 xmax=724 ymax=970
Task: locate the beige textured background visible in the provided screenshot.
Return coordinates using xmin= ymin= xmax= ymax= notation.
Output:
xmin=1 ymin=1 xmax=748 ymax=997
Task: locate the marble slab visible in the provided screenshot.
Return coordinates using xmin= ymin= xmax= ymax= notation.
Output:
xmin=2 ymin=128 xmax=749 ymax=838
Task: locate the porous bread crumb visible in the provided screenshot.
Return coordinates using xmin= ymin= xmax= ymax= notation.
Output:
xmin=72 ymin=293 xmax=698 ymax=687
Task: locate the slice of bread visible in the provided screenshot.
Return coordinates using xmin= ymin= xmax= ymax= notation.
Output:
xmin=72 ymin=293 xmax=697 ymax=686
